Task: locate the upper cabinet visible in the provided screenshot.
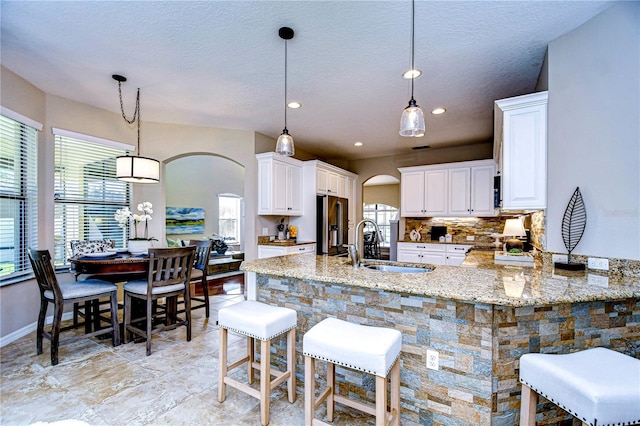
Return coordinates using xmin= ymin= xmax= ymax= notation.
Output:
xmin=400 ymin=169 xmax=448 ymax=216
xmin=399 ymin=160 xmax=497 ymax=217
xmin=316 ymin=165 xmax=349 ymax=198
xmin=256 ymin=152 xmax=303 ymax=216
xmin=494 ymin=91 xmax=548 ymax=210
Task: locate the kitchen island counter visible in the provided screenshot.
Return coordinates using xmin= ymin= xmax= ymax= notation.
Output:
xmin=241 ymin=251 xmax=640 ymax=307
xmin=241 ymin=252 xmax=639 ymax=424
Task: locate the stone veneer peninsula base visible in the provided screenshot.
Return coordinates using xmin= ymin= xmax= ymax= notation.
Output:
xmin=242 ymin=253 xmax=640 ymax=425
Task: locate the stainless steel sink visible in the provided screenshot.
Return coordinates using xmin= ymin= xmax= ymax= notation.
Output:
xmin=365 ymin=264 xmax=433 ymax=273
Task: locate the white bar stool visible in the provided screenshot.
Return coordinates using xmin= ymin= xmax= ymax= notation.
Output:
xmin=519 ymin=347 xmax=640 ymax=426
xmin=303 ymin=317 xmax=402 ymax=426
xmin=218 ymin=301 xmax=297 ymax=426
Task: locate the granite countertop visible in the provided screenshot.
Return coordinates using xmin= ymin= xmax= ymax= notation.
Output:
xmin=241 ymin=251 xmax=640 ymax=307
xmin=258 ymin=240 xmax=316 ymax=247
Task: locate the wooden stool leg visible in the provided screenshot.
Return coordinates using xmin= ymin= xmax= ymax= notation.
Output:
xmin=520 ymin=383 xmax=537 ymax=426
xmin=390 ymin=361 xmax=400 ymax=426
xmin=218 ymin=327 xmax=228 ymax=403
xmin=248 ymin=336 xmax=255 ymax=384
xmin=375 ymin=374 xmax=387 ymax=426
xmin=304 ymin=355 xmax=315 ymax=426
xmin=327 ymin=362 xmax=335 ymax=421
xmin=287 ymin=328 xmax=296 ymax=403
xmin=260 ymin=338 xmax=271 ymax=426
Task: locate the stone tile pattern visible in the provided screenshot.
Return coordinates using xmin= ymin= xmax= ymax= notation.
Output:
xmin=404 ymin=212 xmax=545 ymax=252
xmin=256 ymin=274 xmax=640 ymax=425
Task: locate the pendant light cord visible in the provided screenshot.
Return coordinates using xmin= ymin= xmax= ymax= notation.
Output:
xmin=410 ymin=0 xmax=416 ymax=100
xmin=117 ymin=81 xmax=141 ymax=155
xmin=284 ymin=38 xmax=288 ymax=130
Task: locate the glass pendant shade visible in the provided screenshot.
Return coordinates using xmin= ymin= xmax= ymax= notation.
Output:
xmin=116 ymin=155 xmax=160 ymax=183
xmin=399 ymin=99 xmax=426 ymax=137
xmin=275 ymin=129 xmax=295 ymax=156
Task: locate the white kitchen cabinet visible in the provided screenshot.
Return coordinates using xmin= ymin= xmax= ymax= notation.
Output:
xmin=400 ymin=160 xmax=495 ymax=217
xmin=256 ymin=152 xmax=303 ymax=216
xmin=448 ymin=165 xmax=496 ymax=216
xmin=494 ymin=91 xmax=548 ymax=210
xmin=317 ymin=167 xmax=342 ymax=196
xmin=445 ymin=244 xmax=473 ymax=266
xmin=397 ymin=242 xmax=472 ymax=266
xmin=397 ymin=242 xmax=446 ymax=265
xmin=258 ymin=243 xmax=316 ymax=259
xmin=400 ymin=169 xmax=448 ymax=217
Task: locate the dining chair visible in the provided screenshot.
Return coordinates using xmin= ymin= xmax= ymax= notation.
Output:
xmin=123 ymin=246 xmax=196 ymax=356
xmin=28 ymin=248 xmax=120 ymax=366
xmin=185 ymin=239 xmax=212 ymax=317
xmin=69 ymin=239 xmax=116 ymax=331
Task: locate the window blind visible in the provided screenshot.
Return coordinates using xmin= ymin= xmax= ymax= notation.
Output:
xmin=0 ymin=114 xmax=39 ymax=282
xmin=54 ymin=133 xmax=131 ymax=266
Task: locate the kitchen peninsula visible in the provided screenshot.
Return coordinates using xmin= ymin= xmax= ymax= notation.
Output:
xmin=241 ymin=252 xmax=640 ymax=425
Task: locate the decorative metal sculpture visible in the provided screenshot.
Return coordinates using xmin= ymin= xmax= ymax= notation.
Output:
xmin=555 ymin=187 xmax=587 ymax=270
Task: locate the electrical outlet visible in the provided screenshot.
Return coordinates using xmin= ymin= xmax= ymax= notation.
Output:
xmin=552 ymin=254 xmax=568 ymax=264
xmin=262 ymin=227 xmax=269 ymax=236
xmin=426 ymin=349 xmax=439 ymax=370
xmin=466 ymin=235 xmax=475 ymax=241
xmin=588 ymin=257 xmax=609 ymax=271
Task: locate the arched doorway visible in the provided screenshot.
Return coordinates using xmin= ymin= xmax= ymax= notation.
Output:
xmin=165 ymin=154 xmax=245 ymax=252
xmin=362 ymin=175 xmax=400 ymax=260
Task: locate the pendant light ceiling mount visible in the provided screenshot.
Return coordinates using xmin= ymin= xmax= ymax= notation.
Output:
xmin=275 ymin=26 xmax=295 ymax=157
xmin=113 ymin=74 xmax=160 ymax=184
xmin=399 ymin=0 xmax=426 ymax=138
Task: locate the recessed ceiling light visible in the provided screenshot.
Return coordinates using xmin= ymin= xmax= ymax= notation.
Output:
xmin=431 ymin=107 xmax=446 ymax=115
xmin=287 ymin=101 xmax=301 ymax=109
xmin=402 ymin=69 xmax=422 ymax=79
xmin=354 ymin=141 xmax=363 ymax=147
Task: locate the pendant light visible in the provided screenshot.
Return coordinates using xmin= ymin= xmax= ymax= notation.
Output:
xmin=113 ymin=75 xmax=160 ymax=183
xmin=399 ymin=0 xmax=426 ymax=137
xmin=275 ymin=27 xmax=295 ymax=156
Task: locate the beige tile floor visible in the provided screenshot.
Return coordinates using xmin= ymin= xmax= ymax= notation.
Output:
xmin=0 ymin=290 xmax=374 ymax=426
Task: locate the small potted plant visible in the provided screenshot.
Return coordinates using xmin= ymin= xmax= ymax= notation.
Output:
xmin=211 ymin=234 xmax=228 ymax=255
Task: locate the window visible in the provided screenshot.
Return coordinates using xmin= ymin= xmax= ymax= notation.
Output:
xmin=0 ymin=114 xmax=39 ymax=282
xmin=53 ymin=130 xmax=131 ymax=266
xmin=218 ymin=194 xmax=242 ymax=243
xmin=362 ymin=203 xmax=398 ymax=248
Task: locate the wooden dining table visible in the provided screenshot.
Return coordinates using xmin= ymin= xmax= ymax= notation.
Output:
xmin=69 ymin=251 xmax=181 ymax=332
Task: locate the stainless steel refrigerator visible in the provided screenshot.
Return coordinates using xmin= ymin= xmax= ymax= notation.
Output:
xmin=316 ymin=195 xmax=349 ymax=256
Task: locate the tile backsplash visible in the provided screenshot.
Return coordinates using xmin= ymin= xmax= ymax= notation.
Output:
xmin=403 ymin=211 xmax=546 ymax=250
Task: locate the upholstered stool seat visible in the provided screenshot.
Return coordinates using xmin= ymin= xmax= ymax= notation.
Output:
xmin=218 ymin=301 xmax=297 ymax=426
xmin=519 ymin=347 xmax=640 ymax=426
xmin=303 ymin=318 xmax=402 ymax=426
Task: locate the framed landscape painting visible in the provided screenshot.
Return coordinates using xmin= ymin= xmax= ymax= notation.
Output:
xmin=166 ymin=207 xmax=205 ymax=234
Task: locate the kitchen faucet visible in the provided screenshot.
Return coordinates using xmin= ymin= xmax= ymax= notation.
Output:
xmin=348 ymin=219 xmax=381 ymax=268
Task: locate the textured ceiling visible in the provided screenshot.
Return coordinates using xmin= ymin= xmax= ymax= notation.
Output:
xmin=0 ymin=1 xmax=613 ymax=161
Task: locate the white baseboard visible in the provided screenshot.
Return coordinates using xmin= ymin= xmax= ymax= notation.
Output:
xmin=0 ymin=312 xmax=74 ymax=348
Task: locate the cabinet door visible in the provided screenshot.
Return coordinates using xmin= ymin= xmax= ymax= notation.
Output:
xmin=401 ymin=171 xmax=426 ymax=217
xmin=424 ymin=170 xmax=448 ymax=216
xmin=498 ymin=92 xmax=547 ymax=209
xmin=448 ymin=168 xmax=471 ymax=215
xmin=445 ymin=254 xmax=466 ymax=266
xmin=327 ymin=172 xmax=339 ymax=195
xmin=397 ymin=248 xmax=422 ymax=263
xmin=470 ymin=165 xmax=496 ymax=216
xmin=258 ymin=246 xmax=287 ymax=259
xmin=316 ymin=168 xmax=328 ymax=194
xmin=272 ymin=161 xmax=290 ymax=214
xmin=421 ymin=252 xmax=445 ymax=265
xmin=258 ymin=160 xmax=273 ymax=214
xmin=287 ymin=164 xmax=303 ymax=215
xmin=338 ymin=175 xmax=348 ymax=198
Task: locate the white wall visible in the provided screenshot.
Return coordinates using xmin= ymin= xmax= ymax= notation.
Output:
xmin=546 ymin=2 xmax=640 ymax=260
xmin=165 ymin=154 xmax=244 ymax=243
